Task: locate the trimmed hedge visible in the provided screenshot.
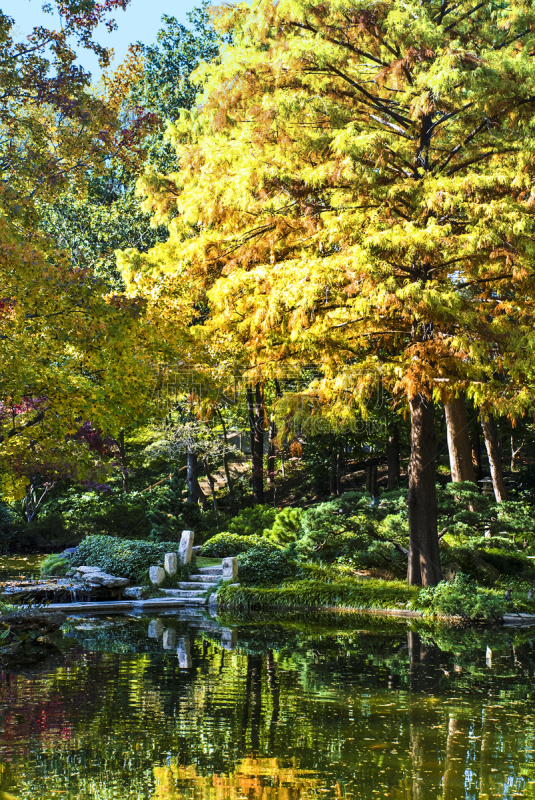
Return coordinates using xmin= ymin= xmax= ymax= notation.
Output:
xmin=238 ymin=546 xmax=296 ymax=585
xmin=201 ymin=533 xmax=262 ymax=558
xmin=71 ymin=535 xmax=194 ymax=583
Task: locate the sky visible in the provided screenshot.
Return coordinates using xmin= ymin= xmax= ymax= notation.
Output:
xmin=2 ymin=0 xmax=199 ymax=76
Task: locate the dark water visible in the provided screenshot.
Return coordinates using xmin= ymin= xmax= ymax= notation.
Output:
xmin=0 ymin=610 xmax=535 ymax=799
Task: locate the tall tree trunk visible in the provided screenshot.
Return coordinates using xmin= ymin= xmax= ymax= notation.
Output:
xmin=386 ymin=422 xmax=400 ymax=490
xmin=407 ymin=394 xmax=442 ymax=587
xmin=216 ymin=408 xmax=234 ymax=502
xmin=203 ymin=459 xmax=218 ymax=512
xmin=117 ymin=429 xmax=129 ymax=493
xmin=365 ymin=463 xmax=378 ymax=498
xmin=247 ymin=383 xmax=265 ymax=505
xmin=444 ymin=394 xmax=476 ymax=483
xmin=480 ymin=410 xmax=508 ymax=502
xmin=186 ymin=451 xmax=207 ymax=508
xmin=471 ymin=426 xmax=482 ymax=481
xmin=267 ymin=415 xmax=277 ymax=485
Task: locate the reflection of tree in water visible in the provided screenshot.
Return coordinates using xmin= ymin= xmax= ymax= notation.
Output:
xmin=0 ymin=620 xmax=534 ymax=798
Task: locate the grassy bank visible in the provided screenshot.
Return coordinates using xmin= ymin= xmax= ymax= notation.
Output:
xmin=217 ymin=575 xmax=535 ymax=621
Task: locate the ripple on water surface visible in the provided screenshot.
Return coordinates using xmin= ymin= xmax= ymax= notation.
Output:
xmin=0 ymin=612 xmax=534 ymax=799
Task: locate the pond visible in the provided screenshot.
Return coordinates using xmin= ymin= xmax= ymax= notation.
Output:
xmin=1 ymin=609 xmax=534 ymax=799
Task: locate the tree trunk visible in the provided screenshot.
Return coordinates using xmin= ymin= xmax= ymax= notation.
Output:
xmin=117 ymin=430 xmax=129 ymax=493
xmin=365 ymin=463 xmax=378 ymax=498
xmin=247 ymin=383 xmax=264 ymax=505
xmin=203 ymin=459 xmax=218 ymax=512
xmin=186 ymin=451 xmax=207 ymax=508
xmin=216 ymin=408 xmax=234 ymax=502
xmin=386 ymin=423 xmax=400 ymax=490
xmin=407 ymin=394 xmax=442 ymax=586
xmin=480 ymin=410 xmax=508 ymax=502
xmin=267 ymin=415 xmax=277 ymax=485
xmin=471 ymin=426 xmax=482 ymax=481
xmin=444 ymin=395 xmax=476 ymax=483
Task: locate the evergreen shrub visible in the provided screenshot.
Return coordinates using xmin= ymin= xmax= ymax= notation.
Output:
xmin=40 ymin=553 xmax=71 ymax=577
xmin=201 ymin=533 xmax=262 ymax=558
xmin=71 ymin=535 xmax=194 ymax=583
xmin=417 ymin=574 xmax=505 ymax=621
xmin=227 ymin=505 xmax=278 ymax=536
xmin=238 ymin=545 xmax=295 ymax=585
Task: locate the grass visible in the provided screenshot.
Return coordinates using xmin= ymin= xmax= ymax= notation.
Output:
xmin=217 ymin=577 xmax=419 ymax=613
xmin=196 ymin=557 xmax=223 ymax=568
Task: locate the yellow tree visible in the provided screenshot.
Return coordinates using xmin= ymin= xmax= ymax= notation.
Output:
xmin=0 ymin=2 xmax=167 ymax=497
xmin=121 ymin=0 xmax=535 ymax=584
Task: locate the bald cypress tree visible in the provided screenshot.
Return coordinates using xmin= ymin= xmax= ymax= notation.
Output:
xmin=121 ymin=0 xmax=535 ymax=584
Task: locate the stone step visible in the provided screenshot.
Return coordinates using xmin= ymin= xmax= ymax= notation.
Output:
xmin=197 ymin=566 xmax=223 ymax=575
xmin=187 ymin=574 xmax=221 ymax=583
xmin=176 ymin=581 xmax=216 ymax=590
xmin=161 ymin=588 xmax=206 ymax=598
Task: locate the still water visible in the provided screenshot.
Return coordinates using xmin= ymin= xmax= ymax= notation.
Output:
xmin=0 ymin=610 xmax=534 ymax=800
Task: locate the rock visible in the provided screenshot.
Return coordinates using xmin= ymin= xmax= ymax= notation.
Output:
xmin=149 ymin=566 xmax=166 ymax=586
xmin=177 ymin=636 xmax=192 ymax=668
xmin=178 ymin=530 xmax=194 ymax=565
xmin=222 ymin=557 xmax=238 ymax=581
xmin=122 ymin=586 xmax=150 ymax=600
xmin=62 ymin=547 xmax=77 ymax=556
xmin=208 ymin=593 xmax=218 ymax=606
xmin=1 ymin=610 xmax=66 ymax=636
xmin=148 ymin=619 xmax=165 ymax=638
xmin=472 ymin=554 xmax=501 ymax=584
xmin=221 ymin=629 xmax=237 ymax=650
xmin=164 ymin=552 xmax=178 ymax=577
xmin=442 ymin=562 xmax=463 ymax=581
xmin=192 ymin=545 xmax=202 ymax=556
xmin=74 ymin=566 xmax=129 ymax=588
xmin=163 ymin=628 xmax=176 ymax=649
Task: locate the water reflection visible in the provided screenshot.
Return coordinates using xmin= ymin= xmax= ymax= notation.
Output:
xmin=0 ymin=611 xmax=534 ymax=799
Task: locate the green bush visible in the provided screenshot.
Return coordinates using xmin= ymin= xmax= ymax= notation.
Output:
xmin=264 ymin=507 xmax=304 ymax=547
xmin=201 ymin=533 xmax=262 ymax=558
xmin=11 ymin=513 xmax=73 ymax=553
xmin=0 ymin=502 xmax=16 ymax=553
xmin=227 ymin=505 xmax=278 ymax=536
xmin=417 ymin=574 xmax=505 ymax=621
xmin=71 ymin=535 xmax=194 ymax=583
xmin=40 ymin=553 xmax=71 ymax=577
xmin=238 ymin=545 xmax=295 ymax=586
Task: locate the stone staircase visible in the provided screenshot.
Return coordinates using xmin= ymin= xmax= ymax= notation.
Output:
xmin=159 ymin=565 xmax=223 ymax=605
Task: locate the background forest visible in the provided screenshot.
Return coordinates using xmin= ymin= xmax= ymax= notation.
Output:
xmin=3 ymin=0 xmax=535 ymax=612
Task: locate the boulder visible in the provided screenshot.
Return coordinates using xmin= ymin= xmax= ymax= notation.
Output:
xmin=164 ymin=552 xmax=178 ymax=576
xmin=123 ymin=586 xmax=150 ymax=600
xmin=178 ymin=530 xmax=194 ymax=565
xmin=73 ymin=566 xmax=129 ymax=588
xmin=149 ymin=566 xmax=166 ymax=586
xmin=191 ymin=545 xmax=202 ymax=556
xmin=222 ymin=557 xmax=238 ymax=581
xmin=1 ymin=610 xmax=66 ymax=636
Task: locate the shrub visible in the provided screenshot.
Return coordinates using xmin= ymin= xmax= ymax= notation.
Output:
xmin=40 ymin=554 xmax=71 ymax=577
xmin=238 ymin=545 xmax=296 ymax=586
xmin=227 ymin=505 xmax=278 ymax=536
xmin=201 ymin=533 xmax=261 ymax=558
xmin=0 ymin=502 xmax=16 ymax=553
xmin=71 ymin=535 xmax=194 ymax=583
xmin=417 ymin=574 xmax=505 ymax=621
xmin=264 ymin=507 xmax=304 ymax=547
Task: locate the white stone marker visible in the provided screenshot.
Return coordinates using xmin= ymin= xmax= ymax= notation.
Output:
xmin=163 ymin=628 xmax=177 ymax=650
xmin=164 ymin=552 xmax=178 ymax=576
xmin=148 ymin=619 xmax=165 ymax=638
xmin=149 ymin=566 xmax=165 ymax=586
xmin=221 ymin=629 xmax=237 ymax=650
xmin=177 ymin=636 xmax=192 ymax=668
xmin=178 ymin=530 xmax=194 ymax=565
xmin=222 ymin=557 xmax=238 ymax=581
